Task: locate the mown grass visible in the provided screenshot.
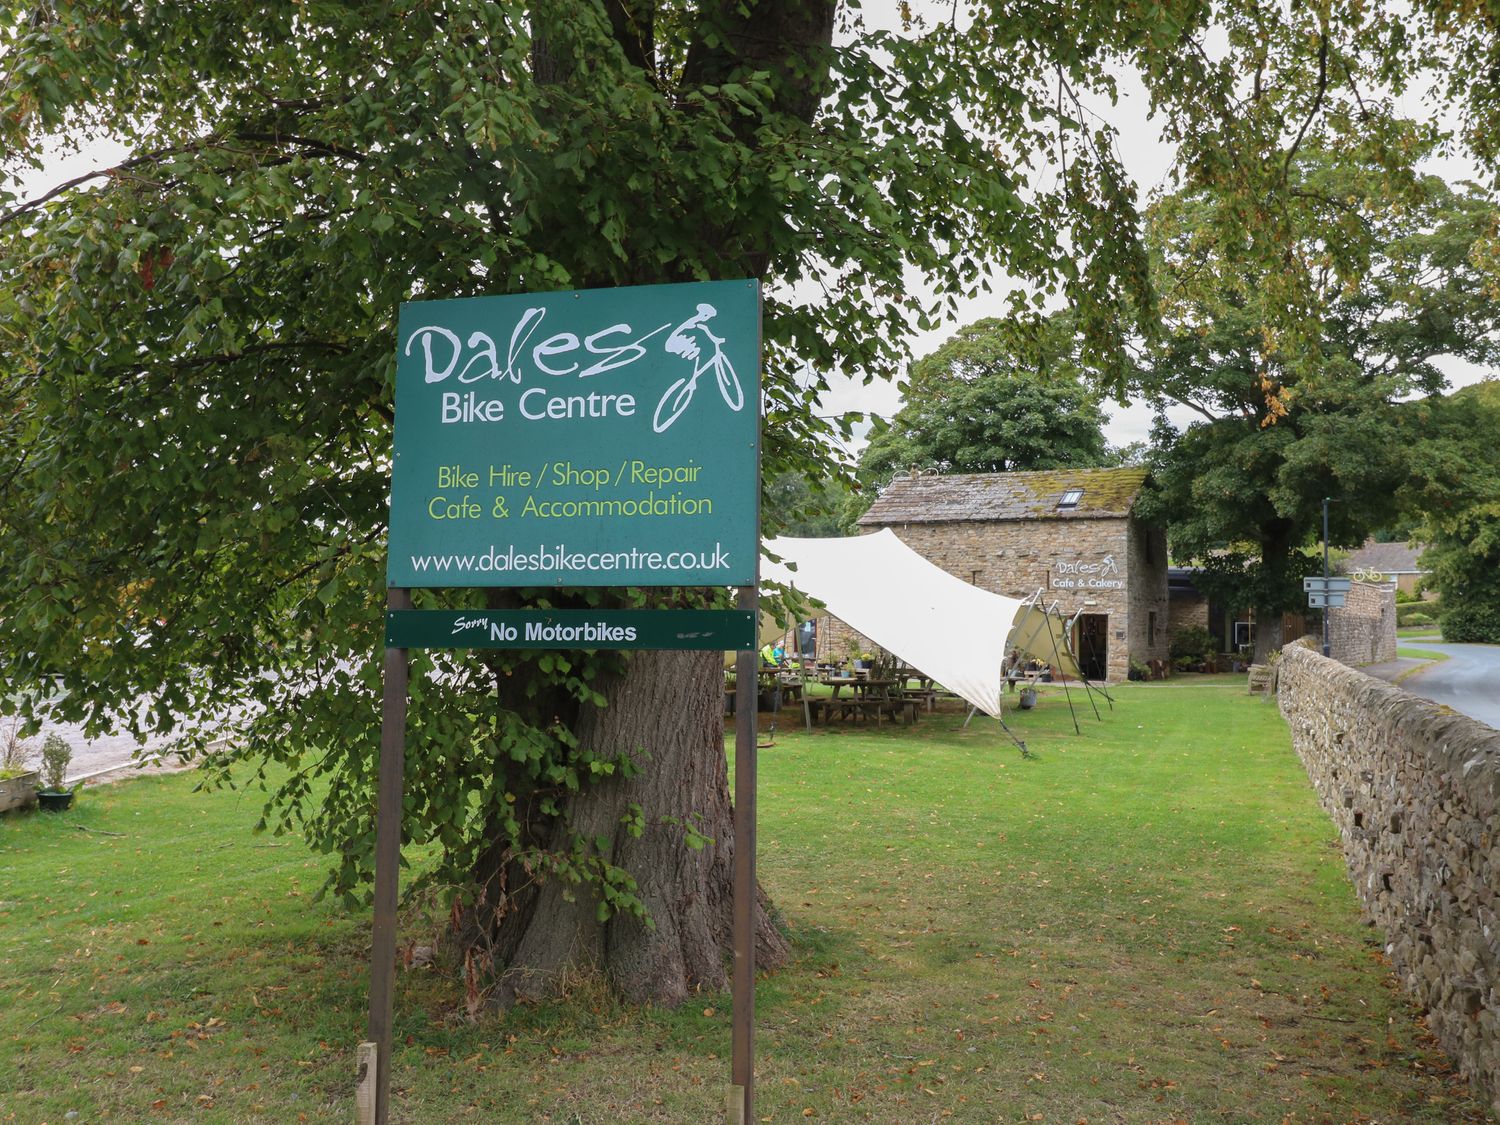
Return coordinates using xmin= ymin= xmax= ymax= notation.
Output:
xmin=1 ymin=677 xmax=1494 ymax=1123
xmin=1396 ymin=646 xmax=1450 ymax=662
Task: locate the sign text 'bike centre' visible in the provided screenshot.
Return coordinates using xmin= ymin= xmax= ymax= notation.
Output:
xmin=387 ymin=279 xmax=760 ymax=588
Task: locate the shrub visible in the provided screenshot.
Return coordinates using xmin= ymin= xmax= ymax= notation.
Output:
xmin=0 ymin=717 xmax=34 ymax=779
xmin=1169 ymin=625 xmax=1214 ymax=660
xmin=39 ymin=733 xmax=72 ymax=791
xmin=1397 ymin=603 xmax=1439 ymax=627
xmin=1440 ymin=602 xmax=1500 ymax=644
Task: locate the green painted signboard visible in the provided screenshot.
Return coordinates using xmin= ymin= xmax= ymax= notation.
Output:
xmin=387 ymin=279 xmax=760 ymax=588
xmin=386 ymin=609 xmax=756 ymax=651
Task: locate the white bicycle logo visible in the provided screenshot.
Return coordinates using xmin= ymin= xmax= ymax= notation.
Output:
xmin=653 ymin=303 xmax=745 ymax=433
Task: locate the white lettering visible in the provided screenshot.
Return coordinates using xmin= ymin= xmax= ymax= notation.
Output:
xmin=519 ymin=387 xmax=636 ymax=420
xmin=579 ymin=322 xmax=671 ymax=378
xmin=504 ymin=306 xmax=547 ymax=382
xmin=440 ymin=391 xmax=504 ymax=424
xmin=455 ymin=331 xmax=501 ymax=383
xmin=407 ymin=325 xmax=461 ymax=384
xmin=533 ymin=331 xmax=582 ymax=376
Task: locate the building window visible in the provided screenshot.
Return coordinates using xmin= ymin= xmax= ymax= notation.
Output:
xmin=1058 ymin=488 xmax=1083 ymax=510
xmin=1148 ymin=611 xmax=1157 ymax=647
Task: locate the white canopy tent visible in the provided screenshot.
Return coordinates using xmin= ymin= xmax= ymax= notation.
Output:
xmin=762 ymin=531 xmax=1030 ymax=717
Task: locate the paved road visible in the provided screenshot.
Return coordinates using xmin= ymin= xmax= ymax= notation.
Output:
xmin=5 ymin=705 xmax=175 ymax=785
xmin=1364 ymin=640 xmax=1500 ymax=731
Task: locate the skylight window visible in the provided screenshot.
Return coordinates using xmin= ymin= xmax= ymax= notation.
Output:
xmin=1058 ymin=488 xmax=1084 ymax=510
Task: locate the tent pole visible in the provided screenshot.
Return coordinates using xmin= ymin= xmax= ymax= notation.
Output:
xmin=1049 ymin=601 xmax=1097 ymax=724
xmin=1041 ymin=600 xmax=1081 ymax=735
xmin=995 ymin=712 xmax=1032 ymax=759
xmin=1061 ymin=603 xmax=1110 ymax=716
xmin=800 ymin=647 xmax=812 ymax=732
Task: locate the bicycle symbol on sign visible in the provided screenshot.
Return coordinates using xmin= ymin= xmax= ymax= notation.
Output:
xmin=653 ymin=303 xmax=745 ymax=433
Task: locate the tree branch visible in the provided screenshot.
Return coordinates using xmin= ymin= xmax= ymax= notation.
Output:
xmin=1282 ymin=25 xmax=1329 ymax=176
xmin=2 ymin=134 xmax=366 ymax=227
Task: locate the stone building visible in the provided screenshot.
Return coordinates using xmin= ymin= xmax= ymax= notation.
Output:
xmin=790 ymin=468 xmax=1168 ymax=683
xmin=1344 ymin=538 xmax=1430 ymax=597
xmin=1167 ymin=566 xmax=1309 ymax=658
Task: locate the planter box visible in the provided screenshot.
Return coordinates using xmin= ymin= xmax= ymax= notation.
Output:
xmin=0 ymin=770 xmax=41 ymax=813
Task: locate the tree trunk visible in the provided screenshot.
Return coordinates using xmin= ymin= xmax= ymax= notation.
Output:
xmin=1253 ymin=520 xmax=1295 ymax=663
xmin=464 ymin=648 xmax=787 ymax=1008
xmin=456 ymin=0 xmax=835 ymax=1011
xmin=1253 ymin=613 xmax=1285 ymax=664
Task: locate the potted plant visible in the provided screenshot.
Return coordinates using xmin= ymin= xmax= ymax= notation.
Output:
xmin=36 ymin=733 xmax=75 ymax=812
xmin=0 ymin=718 xmax=40 ymax=814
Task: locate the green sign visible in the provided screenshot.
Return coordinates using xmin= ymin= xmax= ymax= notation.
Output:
xmin=387 ymin=280 xmax=760 ymax=588
xmin=386 ymin=609 xmax=756 ymax=651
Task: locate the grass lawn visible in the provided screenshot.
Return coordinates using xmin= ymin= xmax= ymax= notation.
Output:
xmin=1396 ymin=646 xmax=1450 ymax=662
xmin=2 ymin=677 xmax=1494 ymax=1123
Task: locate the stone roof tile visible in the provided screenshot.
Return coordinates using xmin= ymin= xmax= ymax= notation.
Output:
xmin=858 ymin=467 xmax=1149 ymax=525
xmin=1344 ymin=539 xmax=1427 ymax=574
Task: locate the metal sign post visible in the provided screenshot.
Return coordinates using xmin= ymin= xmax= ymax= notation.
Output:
xmin=366 ymin=280 xmax=762 ymax=1125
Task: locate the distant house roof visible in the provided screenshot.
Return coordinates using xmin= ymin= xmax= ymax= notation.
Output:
xmin=858 ymin=467 xmax=1150 ymax=526
xmin=1344 ymin=539 xmax=1427 ymax=575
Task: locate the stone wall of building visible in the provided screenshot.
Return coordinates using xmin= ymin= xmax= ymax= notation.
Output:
xmin=861 ymin=517 xmax=1168 ymax=682
xmin=1328 ymin=579 xmax=1398 ymax=666
xmin=1126 ymin=521 xmax=1170 ymax=668
xmin=1278 ymin=643 xmax=1500 ymax=1115
xmin=1167 ymin=595 xmax=1209 ymax=638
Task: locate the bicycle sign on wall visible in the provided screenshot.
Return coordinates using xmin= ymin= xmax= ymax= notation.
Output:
xmin=387 ymin=279 xmax=760 ymax=587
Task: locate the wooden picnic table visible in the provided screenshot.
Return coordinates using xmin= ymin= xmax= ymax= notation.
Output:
xmin=808 ymin=677 xmax=920 ymax=726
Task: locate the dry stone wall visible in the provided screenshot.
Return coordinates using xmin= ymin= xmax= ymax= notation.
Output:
xmin=1327 ymin=579 xmax=1398 ymax=666
xmin=1278 ymin=643 xmax=1500 ymax=1114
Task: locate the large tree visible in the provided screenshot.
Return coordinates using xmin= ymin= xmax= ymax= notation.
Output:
xmin=0 ymin=0 xmax=1485 ymax=1013
xmin=1402 ymin=381 xmax=1500 ymax=643
xmin=0 ymin=0 xmax=1154 ymax=1010
xmin=857 ymin=313 xmax=1109 ymax=486
xmin=1136 ymin=151 xmax=1500 ymax=659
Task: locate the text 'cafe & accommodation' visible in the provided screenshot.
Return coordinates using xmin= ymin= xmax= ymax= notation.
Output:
xmin=798 ymin=468 xmax=1169 ymax=684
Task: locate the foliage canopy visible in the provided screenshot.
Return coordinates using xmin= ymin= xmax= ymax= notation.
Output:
xmin=1136 ymin=151 xmax=1500 ymax=654
xmin=3 ymin=0 xmax=1497 ymax=997
xmin=857 ymin=313 xmax=1110 ymax=486
xmin=1403 ymin=382 xmax=1500 ymax=644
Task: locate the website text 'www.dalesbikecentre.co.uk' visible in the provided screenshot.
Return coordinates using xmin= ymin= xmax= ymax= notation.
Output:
xmin=406 ymin=543 xmax=732 ymax=576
